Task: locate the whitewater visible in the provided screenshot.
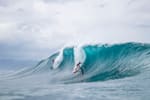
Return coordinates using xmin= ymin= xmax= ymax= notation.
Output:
xmin=0 ymin=42 xmax=150 ymax=100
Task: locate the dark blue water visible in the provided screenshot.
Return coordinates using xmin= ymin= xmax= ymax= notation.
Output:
xmin=0 ymin=42 xmax=150 ymax=100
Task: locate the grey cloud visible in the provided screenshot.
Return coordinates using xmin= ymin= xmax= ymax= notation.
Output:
xmin=43 ymin=0 xmax=82 ymax=4
xmin=127 ymin=0 xmax=138 ymax=5
xmin=0 ymin=0 xmax=13 ymax=6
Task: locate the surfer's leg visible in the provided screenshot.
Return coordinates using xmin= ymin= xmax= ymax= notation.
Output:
xmin=80 ymin=67 xmax=84 ymax=75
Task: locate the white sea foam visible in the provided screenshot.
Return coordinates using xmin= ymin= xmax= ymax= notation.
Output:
xmin=52 ymin=48 xmax=64 ymax=69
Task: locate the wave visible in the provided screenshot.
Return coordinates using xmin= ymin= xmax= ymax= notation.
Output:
xmin=2 ymin=42 xmax=150 ymax=83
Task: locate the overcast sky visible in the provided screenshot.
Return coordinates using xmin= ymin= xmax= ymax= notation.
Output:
xmin=0 ymin=0 xmax=150 ymax=69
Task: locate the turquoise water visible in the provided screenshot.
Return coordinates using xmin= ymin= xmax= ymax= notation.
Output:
xmin=0 ymin=42 xmax=150 ymax=100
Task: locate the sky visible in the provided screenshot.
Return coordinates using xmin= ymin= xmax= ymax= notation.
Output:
xmin=0 ymin=0 xmax=150 ymax=69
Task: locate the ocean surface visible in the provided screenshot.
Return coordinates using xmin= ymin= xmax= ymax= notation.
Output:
xmin=0 ymin=42 xmax=150 ymax=100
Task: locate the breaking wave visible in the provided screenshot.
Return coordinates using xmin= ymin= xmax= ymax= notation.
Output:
xmin=2 ymin=42 xmax=150 ymax=83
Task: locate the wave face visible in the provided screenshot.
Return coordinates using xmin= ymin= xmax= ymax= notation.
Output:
xmin=25 ymin=42 xmax=149 ymax=83
xmin=4 ymin=42 xmax=150 ymax=83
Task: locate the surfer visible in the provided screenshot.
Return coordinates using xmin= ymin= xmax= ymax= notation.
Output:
xmin=73 ymin=62 xmax=84 ymax=75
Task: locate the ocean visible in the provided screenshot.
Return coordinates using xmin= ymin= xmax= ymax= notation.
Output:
xmin=0 ymin=42 xmax=150 ymax=100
